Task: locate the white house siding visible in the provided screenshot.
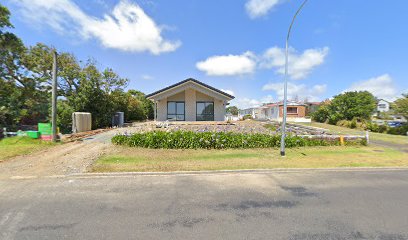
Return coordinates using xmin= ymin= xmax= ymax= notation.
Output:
xmin=271 ymin=106 xmax=279 ymax=119
xmin=196 ymin=91 xmax=213 ymax=101
xmin=157 ymin=97 xmax=168 ymax=121
xmin=167 ymin=91 xmax=185 ymax=101
xmin=185 ymin=88 xmax=196 ymax=121
xmin=214 ymin=99 xmax=225 ymax=121
xmin=377 ymin=100 xmax=390 ymax=112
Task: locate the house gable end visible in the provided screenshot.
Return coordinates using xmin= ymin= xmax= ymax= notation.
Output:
xmin=147 ymin=80 xmax=233 ymax=101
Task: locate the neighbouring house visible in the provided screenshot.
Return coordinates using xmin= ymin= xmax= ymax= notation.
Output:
xmin=146 ymin=78 xmax=235 ymax=121
xmin=377 ymin=99 xmax=391 ymax=112
xmin=267 ymin=101 xmax=309 ymax=122
xmin=239 ymin=101 xmax=311 ymax=122
xmin=238 ymin=108 xmax=261 ymax=119
xmin=225 ymin=112 xmax=239 ymax=121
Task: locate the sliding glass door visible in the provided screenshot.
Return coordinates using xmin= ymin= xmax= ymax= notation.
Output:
xmin=196 ymin=102 xmax=214 ymax=121
xmin=167 ymin=101 xmax=185 ymax=121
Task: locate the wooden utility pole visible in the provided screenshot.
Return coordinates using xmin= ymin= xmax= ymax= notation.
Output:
xmin=52 ymin=50 xmax=58 ymax=142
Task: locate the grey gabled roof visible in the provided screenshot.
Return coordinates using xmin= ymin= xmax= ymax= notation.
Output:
xmin=146 ymin=78 xmax=235 ymax=99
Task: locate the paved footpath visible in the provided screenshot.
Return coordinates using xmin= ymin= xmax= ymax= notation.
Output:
xmin=1 ymin=169 xmax=408 ymax=240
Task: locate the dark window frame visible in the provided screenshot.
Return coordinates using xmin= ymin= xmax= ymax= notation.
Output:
xmin=287 ymin=107 xmax=298 ymax=114
xmin=167 ymin=101 xmax=185 ymax=121
xmin=196 ymin=101 xmax=214 ymax=121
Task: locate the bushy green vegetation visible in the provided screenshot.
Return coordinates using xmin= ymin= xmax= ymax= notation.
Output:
xmin=312 ymin=91 xmax=408 ymax=136
xmin=335 ymin=119 xmax=407 ymax=135
xmin=226 ymin=106 xmax=239 ymax=115
xmin=112 ymin=131 xmax=365 ymax=149
xmin=0 ymin=4 xmax=153 ymax=133
xmin=312 ymin=91 xmax=376 ymax=125
xmin=242 ymin=114 xmax=253 ymax=120
xmin=393 ymin=94 xmax=408 ymax=119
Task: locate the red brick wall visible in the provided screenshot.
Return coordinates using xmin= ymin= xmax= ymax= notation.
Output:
xmin=279 ymin=106 xmax=306 ymax=118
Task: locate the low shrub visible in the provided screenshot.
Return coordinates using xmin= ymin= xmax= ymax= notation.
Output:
xmin=366 ymin=122 xmax=388 ymax=133
xmin=336 ymin=120 xmax=351 ymax=128
xmin=386 ymin=124 xmax=408 ymax=135
xmin=349 ymin=119 xmax=357 ymax=129
xmin=242 ymin=114 xmax=253 ymax=120
xmin=112 ymin=131 xmax=364 ymax=149
xmin=263 ymin=123 xmax=278 ymax=131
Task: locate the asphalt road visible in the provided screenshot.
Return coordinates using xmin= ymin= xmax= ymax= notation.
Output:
xmin=1 ymin=169 xmax=408 ymax=240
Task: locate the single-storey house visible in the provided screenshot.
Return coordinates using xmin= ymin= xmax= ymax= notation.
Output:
xmin=146 ymin=78 xmax=235 ymax=121
xmin=239 ymin=101 xmax=311 ymax=122
xmin=265 ymin=101 xmax=307 ymax=121
xmin=238 ymin=107 xmax=261 ymax=119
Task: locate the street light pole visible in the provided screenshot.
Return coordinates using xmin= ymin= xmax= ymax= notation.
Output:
xmin=280 ymin=0 xmax=308 ymax=156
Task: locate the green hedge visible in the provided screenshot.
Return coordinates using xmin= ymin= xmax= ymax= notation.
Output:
xmin=111 ymin=131 xmax=363 ymax=149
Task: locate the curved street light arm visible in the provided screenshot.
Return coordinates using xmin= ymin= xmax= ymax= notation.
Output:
xmin=280 ymin=0 xmax=309 ymax=156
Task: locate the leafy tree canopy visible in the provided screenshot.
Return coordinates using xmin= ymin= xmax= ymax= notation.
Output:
xmin=226 ymin=106 xmax=239 ymax=115
xmin=393 ymin=93 xmax=408 ymax=120
xmin=0 ymin=4 xmax=153 ymax=132
xmin=312 ymin=91 xmax=376 ymax=124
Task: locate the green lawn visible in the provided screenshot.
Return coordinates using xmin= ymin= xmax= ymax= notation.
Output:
xmin=0 ymin=137 xmax=56 ymax=162
xmin=299 ymin=122 xmax=408 ymax=145
xmin=91 ymin=145 xmax=408 ymax=172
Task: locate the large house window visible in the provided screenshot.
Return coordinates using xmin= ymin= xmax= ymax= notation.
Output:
xmin=167 ymin=101 xmax=185 ymax=121
xmin=196 ymin=102 xmax=214 ymax=121
xmin=378 ymin=104 xmax=386 ymax=108
xmin=287 ymin=107 xmax=298 ymax=114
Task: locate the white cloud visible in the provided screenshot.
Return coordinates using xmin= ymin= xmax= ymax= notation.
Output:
xmin=346 ymin=74 xmax=398 ymax=101
xmin=196 ymin=51 xmax=257 ymax=76
xmin=221 ymin=89 xmax=235 ymax=96
xmin=197 ymin=46 xmax=328 ymax=78
xmin=141 ymin=74 xmax=154 ymax=80
xmin=262 ymin=82 xmax=327 ymax=101
xmin=245 ymin=0 xmax=283 ymax=19
xmin=260 ymin=95 xmax=274 ymax=103
xmin=231 ymin=95 xmax=274 ymax=109
xmin=13 ymin=0 xmax=181 ymax=54
xmin=231 ymin=98 xmax=261 ymax=109
xmin=260 ymin=46 xmax=329 ymax=80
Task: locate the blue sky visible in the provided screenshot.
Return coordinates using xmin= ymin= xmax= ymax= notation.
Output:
xmin=4 ymin=0 xmax=408 ymax=108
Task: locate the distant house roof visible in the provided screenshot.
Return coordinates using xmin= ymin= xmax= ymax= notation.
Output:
xmin=146 ymin=78 xmax=235 ymax=99
xmin=377 ymin=99 xmax=390 ymax=103
xmin=306 ymin=102 xmax=321 ymax=105
xmin=278 ymin=101 xmax=306 ymax=106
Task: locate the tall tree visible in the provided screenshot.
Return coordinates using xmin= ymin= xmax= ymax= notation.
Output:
xmin=393 ymin=94 xmax=408 ymax=120
xmin=0 ymin=4 xmax=36 ymax=127
xmin=1 ymin=4 xmax=151 ymax=132
xmin=312 ymin=91 xmax=376 ymax=124
xmin=226 ymin=106 xmax=239 ymax=115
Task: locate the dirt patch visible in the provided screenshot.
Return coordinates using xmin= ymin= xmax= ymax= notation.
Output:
xmin=0 ymin=140 xmax=110 ymax=179
xmin=61 ymin=128 xmax=112 ymax=142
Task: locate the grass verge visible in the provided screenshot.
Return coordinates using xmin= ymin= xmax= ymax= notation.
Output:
xmin=299 ymin=122 xmax=408 ymax=145
xmin=91 ymin=145 xmax=408 ymax=172
xmin=0 ymin=137 xmax=56 ymax=162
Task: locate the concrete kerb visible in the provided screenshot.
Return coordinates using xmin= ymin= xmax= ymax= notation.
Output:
xmin=6 ymin=167 xmax=408 ymax=180
xmin=68 ymin=167 xmax=408 ymax=178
